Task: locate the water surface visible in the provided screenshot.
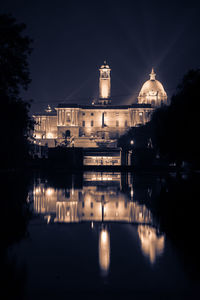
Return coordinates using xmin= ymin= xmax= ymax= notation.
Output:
xmin=5 ymin=172 xmax=200 ymax=299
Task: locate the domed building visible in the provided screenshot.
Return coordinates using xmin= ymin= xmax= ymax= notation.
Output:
xmin=138 ymin=69 xmax=167 ymax=107
xmin=32 ymin=64 xmax=167 ymax=165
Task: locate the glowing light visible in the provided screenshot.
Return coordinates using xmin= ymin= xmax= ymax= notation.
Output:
xmin=99 ymin=63 xmax=111 ymax=100
xmin=101 ymin=230 xmax=108 ymax=243
xmin=130 ymin=188 xmax=134 ymax=198
xmin=34 ymin=187 xmax=41 ymax=195
xmin=101 ymin=82 xmax=110 ymax=99
xmin=46 ymin=188 xmax=54 ymax=196
xmin=138 ymin=225 xmax=165 ymax=264
xmin=44 ymin=215 xmax=51 ymax=224
xmin=46 ymin=132 xmax=53 ymax=139
xmin=99 ymin=228 xmax=110 ymax=275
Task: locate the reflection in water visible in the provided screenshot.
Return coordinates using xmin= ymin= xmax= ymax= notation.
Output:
xmin=138 ymin=225 xmax=165 ymax=264
xmin=33 ymin=174 xmax=152 ymax=225
xmin=30 ymin=172 xmax=165 ymax=272
xmin=99 ymin=226 xmax=110 ymax=276
xmin=83 ymin=172 xmax=121 ymax=182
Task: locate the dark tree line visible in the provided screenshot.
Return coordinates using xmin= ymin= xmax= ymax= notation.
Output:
xmin=0 ymin=14 xmax=33 ymax=169
xmin=151 ymin=69 xmax=200 ymax=165
xmin=118 ymin=69 xmax=200 ymax=168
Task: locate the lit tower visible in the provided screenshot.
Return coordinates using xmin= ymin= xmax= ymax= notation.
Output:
xmin=99 ymin=61 xmax=111 ymax=105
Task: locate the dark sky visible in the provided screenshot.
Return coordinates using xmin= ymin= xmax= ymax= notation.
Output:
xmin=1 ymin=0 xmax=200 ymax=113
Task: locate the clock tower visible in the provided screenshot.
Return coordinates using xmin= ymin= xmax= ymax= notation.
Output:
xmin=99 ymin=61 xmax=111 ymax=105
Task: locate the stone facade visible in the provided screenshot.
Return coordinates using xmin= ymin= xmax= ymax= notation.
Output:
xmin=33 ymin=104 xmax=152 ymax=148
xmin=32 ymin=66 xmax=167 ymax=148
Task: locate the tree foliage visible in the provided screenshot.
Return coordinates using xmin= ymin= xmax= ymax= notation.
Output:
xmin=0 ymin=14 xmax=33 ymax=169
xmin=151 ymin=69 xmax=200 ymax=164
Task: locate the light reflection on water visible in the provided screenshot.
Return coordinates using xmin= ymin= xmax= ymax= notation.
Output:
xmin=99 ymin=226 xmax=110 ymax=276
xmin=30 ymin=172 xmax=165 ymax=269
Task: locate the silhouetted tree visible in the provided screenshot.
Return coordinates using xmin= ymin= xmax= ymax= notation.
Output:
xmin=151 ymin=69 xmax=200 ymax=166
xmin=0 ymin=14 xmax=33 ymax=169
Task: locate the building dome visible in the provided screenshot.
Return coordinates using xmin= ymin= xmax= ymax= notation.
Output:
xmin=100 ymin=61 xmax=110 ymax=69
xmin=138 ymin=69 xmax=167 ymax=107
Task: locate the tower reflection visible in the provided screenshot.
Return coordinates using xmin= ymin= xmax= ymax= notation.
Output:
xmin=99 ymin=226 xmax=110 ymax=276
xmin=31 ymin=172 xmax=165 ymax=271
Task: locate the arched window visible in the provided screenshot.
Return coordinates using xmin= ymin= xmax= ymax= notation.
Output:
xmin=65 ymin=130 xmax=70 ymax=138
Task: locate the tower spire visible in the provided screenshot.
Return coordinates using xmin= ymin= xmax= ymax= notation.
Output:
xmin=150 ymin=68 xmax=156 ymax=80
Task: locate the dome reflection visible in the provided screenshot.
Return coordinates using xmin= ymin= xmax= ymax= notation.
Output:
xmin=138 ymin=225 xmax=165 ymax=264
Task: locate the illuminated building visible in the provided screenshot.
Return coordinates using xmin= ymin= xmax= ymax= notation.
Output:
xmin=138 ymin=68 xmax=167 ymax=106
xmin=99 ymin=62 xmax=111 ymax=104
xmin=33 ymin=64 xmax=167 ymax=149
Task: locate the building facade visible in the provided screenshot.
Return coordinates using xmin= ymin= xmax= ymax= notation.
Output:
xmin=33 ymin=63 xmax=167 ymax=148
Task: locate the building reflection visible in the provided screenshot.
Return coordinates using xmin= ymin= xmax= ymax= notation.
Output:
xmin=138 ymin=225 xmax=165 ymax=264
xmin=31 ymin=172 xmax=165 ymax=271
xmin=33 ymin=173 xmax=152 ymax=225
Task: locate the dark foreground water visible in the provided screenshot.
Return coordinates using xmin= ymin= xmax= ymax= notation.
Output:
xmin=3 ymin=171 xmax=200 ymax=299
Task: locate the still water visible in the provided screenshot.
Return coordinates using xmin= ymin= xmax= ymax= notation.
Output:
xmin=6 ymin=172 xmax=200 ymax=299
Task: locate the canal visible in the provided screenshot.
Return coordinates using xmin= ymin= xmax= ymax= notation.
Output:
xmin=2 ymin=171 xmax=200 ymax=299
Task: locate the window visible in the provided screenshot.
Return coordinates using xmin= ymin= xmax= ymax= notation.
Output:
xmin=66 ymin=112 xmax=70 ymax=122
xmin=82 ymin=202 xmax=84 ymax=208
xmin=91 ymin=202 xmax=93 ymax=208
xmin=125 ymin=120 xmax=128 ymax=127
xmin=82 ymin=120 xmax=85 ymax=127
xmin=91 ymin=120 xmax=94 ymax=127
xmin=65 ymin=190 xmax=70 ymax=198
xmin=115 ymin=112 xmax=119 ymax=116
xmin=91 ymin=112 xmax=94 ymax=116
xmin=65 ymin=130 xmax=70 ymax=138
xmin=116 ymin=120 xmax=119 ymax=127
xmin=82 ymin=112 xmax=85 ymax=116
xmin=139 ymin=112 xmax=143 ymax=123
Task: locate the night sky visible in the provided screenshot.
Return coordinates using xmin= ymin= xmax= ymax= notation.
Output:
xmin=1 ymin=0 xmax=200 ymax=113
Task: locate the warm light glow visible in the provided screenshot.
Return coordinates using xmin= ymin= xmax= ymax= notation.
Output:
xmin=138 ymin=225 xmax=165 ymax=264
xmin=34 ymin=187 xmax=41 ymax=195
xmin=101 ymin=230 xmax=108 ymax=243
xmin=130 ymin=188 xmax=134 ymax=198
xmin=99 ymin=63 xmax=111 ymax=100
xmin=46 ymin=188 xmax=54 ymax=196
xmin=101 ymin=81 xmax=110 ymax=99
xmin=32 ymin=180 xmax=154 ymax=225
xmin=99 ymin=228 xmax=110 ymax=275
xmin=138 ymin=69 xmax=167 ymax=106
xmin=44 ymin=215 xmax=51 ymax=224
xmin=46 ymin=132 xmax=53 ymax=139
